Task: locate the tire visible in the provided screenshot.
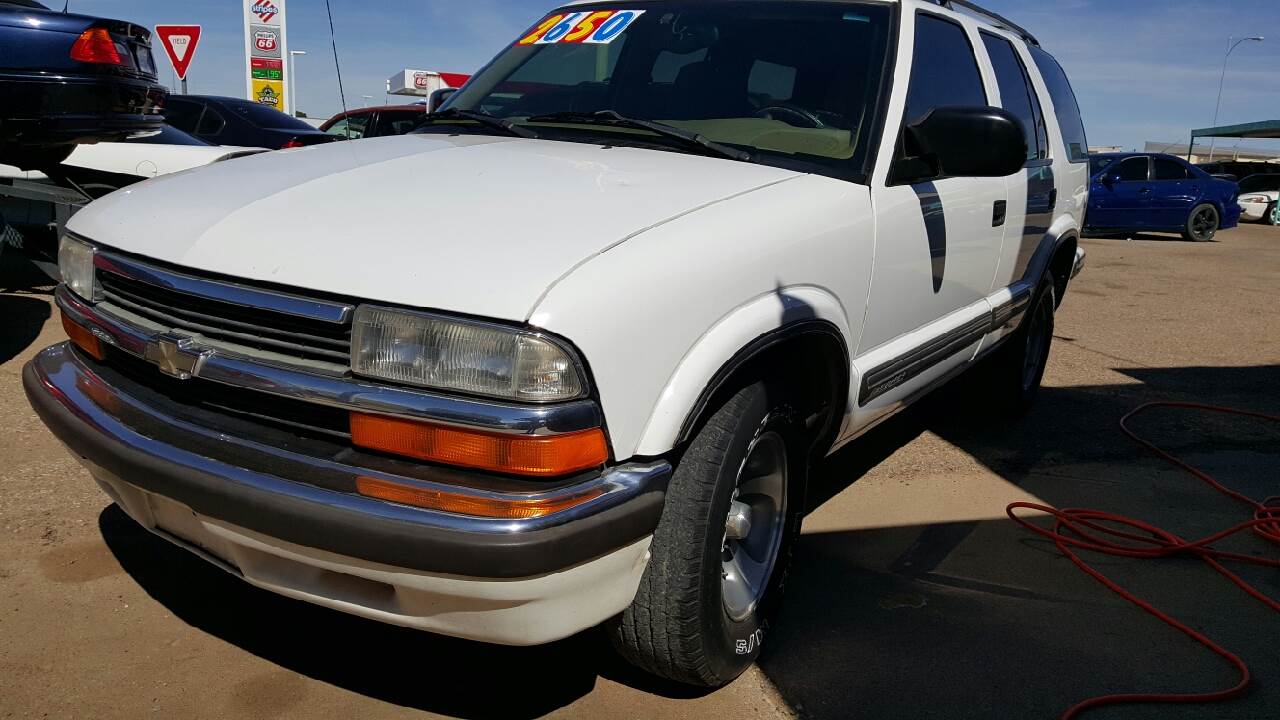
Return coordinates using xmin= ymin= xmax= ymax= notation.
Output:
xmin=1265 ymin=202 xmax=1279 ymax=227
xmin=1183 ymin=203 xmax=1220 ymax=242
xmin=990 ymin=270 xmax=1056 ymax=416
xmin=611 ymin=381 xmax=806 ymax=687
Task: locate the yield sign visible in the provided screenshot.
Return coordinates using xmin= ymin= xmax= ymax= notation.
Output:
xmin=155 ymin=25 xmax=202 ymax=80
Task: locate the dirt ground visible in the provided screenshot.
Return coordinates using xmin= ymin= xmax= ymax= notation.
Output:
xmin=1 ymin=224 xmax=1277 ymax=720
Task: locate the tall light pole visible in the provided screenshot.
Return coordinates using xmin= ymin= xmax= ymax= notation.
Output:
xmin=1207 ymin=36 xmax=1264 ymax=162
xmin=288 ymin=50 xmax=307 ymax=117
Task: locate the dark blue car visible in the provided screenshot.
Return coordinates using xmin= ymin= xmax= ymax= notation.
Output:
xmin=0 ymin=0 xmax=165 ymax=169
xmin=1085 ymin=153 xmax=1240 ymax=242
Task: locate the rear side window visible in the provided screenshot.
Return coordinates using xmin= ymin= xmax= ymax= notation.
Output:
xmin=1029 ymin=46 xmax=1087 ymax=163
xmin=903 ymin=15 xmax=987 ymax=125
xmin=1153 ymin=158 xmax=1190 ymax=181
xmin=1115 ymin=157 xmax=1149 ymax=182
xmin=981 ymin=33 xmax=1047 ymax=163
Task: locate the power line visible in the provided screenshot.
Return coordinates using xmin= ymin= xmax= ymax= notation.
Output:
xmin=324 ymin=0 xmax=348 ymax=115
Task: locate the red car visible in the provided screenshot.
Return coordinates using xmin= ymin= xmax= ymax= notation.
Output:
xmin=319 ymin=105 xmax=429 ymax=140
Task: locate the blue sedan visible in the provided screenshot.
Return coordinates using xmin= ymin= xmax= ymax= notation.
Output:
xmin=1085 ymin=153 xmax=1240 ymax=242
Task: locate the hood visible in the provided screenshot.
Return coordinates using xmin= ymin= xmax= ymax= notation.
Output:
xmin=69 ymin=134 xmax=798 ymax=321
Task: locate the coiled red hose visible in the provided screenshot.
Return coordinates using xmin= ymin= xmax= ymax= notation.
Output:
xmin=1006 ymin=402 xmax=1279 ymax=720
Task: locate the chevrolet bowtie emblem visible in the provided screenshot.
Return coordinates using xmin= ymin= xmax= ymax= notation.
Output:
xmin=144 ymin=333 xmax=212 ymax=380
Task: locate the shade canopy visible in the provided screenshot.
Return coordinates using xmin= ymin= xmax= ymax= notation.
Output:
xmin=1191 ymin=120 xmax=1280 ymax=140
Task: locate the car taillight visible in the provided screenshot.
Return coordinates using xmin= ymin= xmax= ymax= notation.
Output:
xmin=281 ymin=138 xmax=307 ymax=149
xmin=70 ymin=28 xmax=123 ymax=65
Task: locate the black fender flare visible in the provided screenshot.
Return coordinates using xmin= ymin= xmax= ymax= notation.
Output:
xmin=675 ymin=319 xmax=850 ymax=456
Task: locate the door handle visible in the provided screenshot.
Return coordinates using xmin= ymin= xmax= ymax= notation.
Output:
xmin=1138 ymin=187 xmax=1153 ymax=194
xmin=992 ymin=200 xmax=1007 ymax=227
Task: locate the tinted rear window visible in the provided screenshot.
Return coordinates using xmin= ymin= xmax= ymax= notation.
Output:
xmin=1153 ymin=158 xmax=1190 ymax=181
xmin=222 ymin=100 xmax=314 ymax=130
xmin=1239 ymin=174 xmax=1280 ymax=192
xmin=1029 ymin=46 xmax=1087 ymax=163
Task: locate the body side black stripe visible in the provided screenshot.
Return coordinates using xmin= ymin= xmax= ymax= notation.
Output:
xmin=859 ymin=313 xmax=991 ymax=405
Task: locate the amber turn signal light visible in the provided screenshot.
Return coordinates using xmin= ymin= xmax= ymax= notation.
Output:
xmin=349 ymin=412 xmax=609 ymax=478
xmin=355 ymin=476 xmax=605 ymax=519
xmin=62 ymin=313 xmax=105 ymax=361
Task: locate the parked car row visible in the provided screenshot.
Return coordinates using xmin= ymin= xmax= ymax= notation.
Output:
xmin=0 ymin=0 xmax=166 ymax=169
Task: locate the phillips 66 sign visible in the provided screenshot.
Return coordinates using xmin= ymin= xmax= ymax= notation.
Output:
xmin=243 ymin=0 xmax=290 ymax=115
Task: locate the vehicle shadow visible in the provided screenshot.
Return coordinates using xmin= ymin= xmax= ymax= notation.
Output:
xmin=760 ymin=362 xmax=1280 ymax=720
xmin=98 ymin=363 xmax=1279 ymax=719
xmin=0 ymin=251 xmax=54 ymax=365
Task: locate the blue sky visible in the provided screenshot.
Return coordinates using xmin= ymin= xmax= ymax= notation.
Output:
xmin=63 ymin=0 xmax=1280 ymax=151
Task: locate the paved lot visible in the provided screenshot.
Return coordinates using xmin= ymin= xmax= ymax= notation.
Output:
xmin=1 ymin=224 xmax=1277 ymax=719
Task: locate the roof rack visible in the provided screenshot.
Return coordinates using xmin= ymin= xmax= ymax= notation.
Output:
xmin=923 ymin=0 xmax=1040 ymax=47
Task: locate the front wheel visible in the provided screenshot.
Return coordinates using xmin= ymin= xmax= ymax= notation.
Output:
xmin=1183 ymin=203 xmax=1220 ymax=242
xmin=1264 ymin=202 xmax=1279 ymax=227
xmin=611 ymin=381 xmax=806 ymax=687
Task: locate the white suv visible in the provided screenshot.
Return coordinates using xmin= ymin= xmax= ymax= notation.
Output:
xmin=27 ymin=0 xmax=1088 ymax=687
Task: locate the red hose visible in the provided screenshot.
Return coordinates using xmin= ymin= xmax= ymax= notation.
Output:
xmin=1006 ymin=402 xmax=1280 ymax=720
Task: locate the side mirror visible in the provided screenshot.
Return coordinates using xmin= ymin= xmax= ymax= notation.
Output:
xmin=896 ymin=106 xmax=1027 ymax=182
xmin=429 ymin=88 xmax=458 ymax=114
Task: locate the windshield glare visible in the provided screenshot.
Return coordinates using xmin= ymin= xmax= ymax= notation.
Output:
xmin=1090 ymin=157 xmax=1117 ymax=176
xmin=441 ymin=2 xmax=892 ymax=180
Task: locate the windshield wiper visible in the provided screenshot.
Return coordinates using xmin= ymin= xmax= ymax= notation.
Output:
xmin=526 ymin=110 xmax=753 ymax=163
xmin=416 ymin=108 xmax=538 ymax=139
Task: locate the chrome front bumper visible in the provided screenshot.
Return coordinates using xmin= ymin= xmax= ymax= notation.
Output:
xmin=24 ymin=343 xmax=669 ymax=579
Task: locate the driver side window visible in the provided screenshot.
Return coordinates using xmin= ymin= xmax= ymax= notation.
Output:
xmin=892 ymin=14 xmax=988 ymax=183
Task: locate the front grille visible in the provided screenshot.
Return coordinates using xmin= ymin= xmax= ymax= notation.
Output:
xmin=103 ymin=346 xmax=352 ymax=440
xmin=98 ymin=269 xmax=352 ymax=367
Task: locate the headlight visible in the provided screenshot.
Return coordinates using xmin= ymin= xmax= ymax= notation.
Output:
xmin=351 ymin=305 xmax=586 ymax=402
xmin=58 ymin=235 xmax=100 ymax=302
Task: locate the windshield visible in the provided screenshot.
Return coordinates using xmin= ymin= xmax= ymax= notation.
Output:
xmin=441 ymin=2 xmax=892 ymax=181
xmin=1238 ymin=174 xmax=1280 ymax=193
